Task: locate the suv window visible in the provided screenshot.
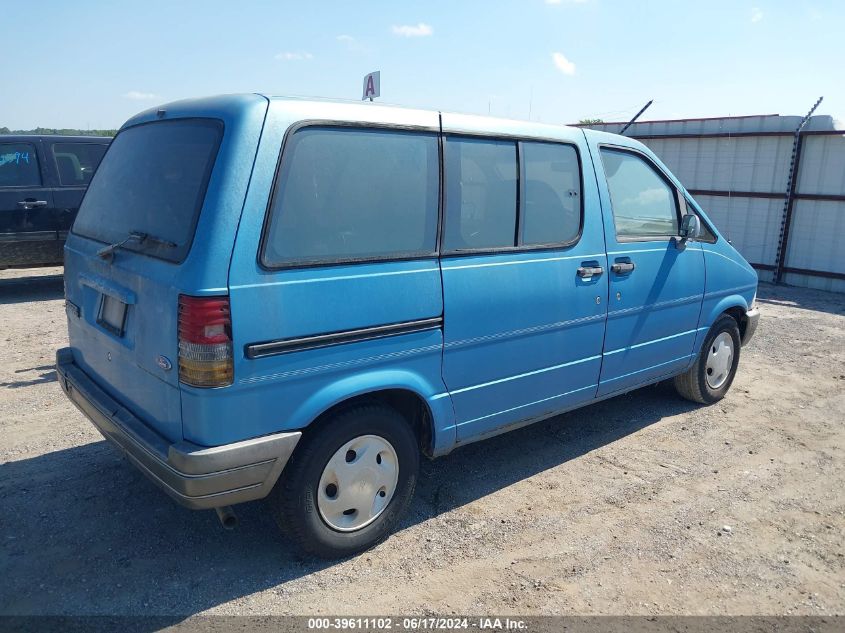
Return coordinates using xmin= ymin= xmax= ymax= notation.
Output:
xmin=52 ymin=142 xmax=108 ymax=186
xmin=443 ymin=137 xmax=517 ymax=251
xmin=73 ymin=119 xmax=223 ymax=263
xmin=263 ymin=127 xmax=439 ymax=266
xmin=0 ymin=142 xmax=41 ymax=187
xmin=521 ymin=142 xmax=581 ymax=245
xmin=600 ymin=148 xmax=679 ymax=239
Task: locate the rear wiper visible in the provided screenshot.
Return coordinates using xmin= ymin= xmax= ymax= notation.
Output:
xmin=97 ymin=231 xmax=177 ymax=261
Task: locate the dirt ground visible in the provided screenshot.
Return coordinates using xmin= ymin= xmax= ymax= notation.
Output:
xmin=0 ymin=266 xmax=843 ymax=618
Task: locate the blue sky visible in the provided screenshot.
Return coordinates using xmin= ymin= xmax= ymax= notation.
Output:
xmin=2 ymin=0 xmax=842 ymax=129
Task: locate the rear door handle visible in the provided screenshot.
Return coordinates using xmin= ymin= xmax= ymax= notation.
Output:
xmin=611 ymin=261 xmax=635 ymax=274
xmin=17 ymin=200 xmax=48 ymax=209
xmin=577 ymin=265 xmax=604 ymax=278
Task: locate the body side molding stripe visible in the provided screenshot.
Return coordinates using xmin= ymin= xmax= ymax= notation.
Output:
xmin=244 ymin=317 xmax=443 ymax=359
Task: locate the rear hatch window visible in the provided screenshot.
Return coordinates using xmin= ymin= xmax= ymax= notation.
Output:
xmin=73 ymin=119 xmax=223 ymax=263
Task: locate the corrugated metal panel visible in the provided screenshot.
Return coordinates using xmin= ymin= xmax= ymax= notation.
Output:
xmin=584 ymin=114 xmax=839 ymax=136
xmin=784 ymin=200 xmax=845 ymax=274
xmin=582 ymin=113 xmax=845 ymax=292
xmin=693 ymin=194 xmax=782 ymax=266
xmin=641 ymin=137 xmax=792 ymax=193
xmin=757 ymin=269 xmax=776 ymax=284
xmin=797 ymin=134 xmax=845 ymax=196
xmin=781 ymin=272 xmax=845 ymax=293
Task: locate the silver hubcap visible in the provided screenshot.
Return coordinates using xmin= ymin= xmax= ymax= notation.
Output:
xmin=317 ymin=434 xmax=399 ymax=532
xmin=705 ymin=332 xmax=734 ymax=389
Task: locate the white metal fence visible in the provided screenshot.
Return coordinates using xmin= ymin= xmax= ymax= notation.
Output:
xmin=582 ymin=115 xmax=845 ymax=293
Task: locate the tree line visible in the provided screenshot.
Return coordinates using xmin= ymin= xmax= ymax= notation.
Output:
xmin=0 ymin=127 xmax=116 ymax=137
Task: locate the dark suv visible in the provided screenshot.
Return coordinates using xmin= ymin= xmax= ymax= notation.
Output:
xmin=0 ymin=135 xmax=110 ymax=269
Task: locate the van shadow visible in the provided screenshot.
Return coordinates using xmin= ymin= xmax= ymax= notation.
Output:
xmin=411 ymin=382 xmax=695 ymax=522
xmin=0 ymin=383 xmax=696 ymax=621
xmin=0 ymin=273 xmax=64 ymax=305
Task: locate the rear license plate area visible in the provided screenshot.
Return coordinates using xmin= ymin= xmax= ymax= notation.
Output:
xmin=97 ymin=294 xmax=127 ymax=337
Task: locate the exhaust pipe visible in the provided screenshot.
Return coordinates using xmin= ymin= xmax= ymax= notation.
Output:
xmin=214 ymin=506 xmax=238 ymax=530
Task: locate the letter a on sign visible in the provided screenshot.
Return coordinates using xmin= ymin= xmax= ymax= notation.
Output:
xmin=362 ymin=71 xmax=380 ymax=101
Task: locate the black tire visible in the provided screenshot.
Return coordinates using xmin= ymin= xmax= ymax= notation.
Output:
xmin=674 ymin=314 xmax=742 ymax=404
xmin=270 ymin=402 xmax=419 ymax=559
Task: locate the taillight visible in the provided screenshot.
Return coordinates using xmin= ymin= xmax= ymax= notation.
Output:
xmin=178 ymin=295 xmax=233 ymax=388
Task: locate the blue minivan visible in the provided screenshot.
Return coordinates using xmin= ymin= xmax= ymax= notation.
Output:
xmin=57 ymin=94 xmax=759 ymax=558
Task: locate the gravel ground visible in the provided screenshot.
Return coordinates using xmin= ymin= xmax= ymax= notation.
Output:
xmin=0 ymin=267 xmax=843 ymax=617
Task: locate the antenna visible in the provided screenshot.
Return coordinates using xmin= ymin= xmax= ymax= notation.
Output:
xmin=620 ymin=99 xmax=653 ymax=135
xmin=528 ymin=86 xmax=533 ymax=120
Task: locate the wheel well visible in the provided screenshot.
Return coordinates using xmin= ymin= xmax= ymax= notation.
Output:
xmin=310 ymin=389 xmax=434 ymax=458
xmin=723 ymin=306 xmax=748 ymax=339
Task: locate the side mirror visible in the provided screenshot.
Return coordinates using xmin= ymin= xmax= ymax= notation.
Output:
xmin=679 ymin=214 xmax=702 ymax=240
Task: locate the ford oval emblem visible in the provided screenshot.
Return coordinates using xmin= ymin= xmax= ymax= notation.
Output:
xmin=156 ymin=355 xmax=173 ymax=371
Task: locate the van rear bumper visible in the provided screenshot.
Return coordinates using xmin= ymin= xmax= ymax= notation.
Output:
xmin=56 ymin=347 xmax=301 ymax=510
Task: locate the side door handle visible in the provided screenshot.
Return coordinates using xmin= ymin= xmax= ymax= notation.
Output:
xmin=17 ymin=200 xmax=48 ymax=209
xmin=611 ymin=261 xmax=635 ymax=274
xmin=577 ymin=265 xmax=604 ymax=278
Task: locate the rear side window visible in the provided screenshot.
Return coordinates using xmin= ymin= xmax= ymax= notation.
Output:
xmin=600 ymin=148 xmax=679 ymax=239
xmin=52 ymin=142 xmax=108 ymax=186
xmin=0 ymin=142 xmax=41 ymax=187
xmin=521 ymin=142 xmax=581 ymax=245
xmin=73 ymin=119 xmax=222 ymax=263
xmin=262 ymin=127 xmax=439 ymax=266
xmin=443 ymin=138 xmax=517 ymax=251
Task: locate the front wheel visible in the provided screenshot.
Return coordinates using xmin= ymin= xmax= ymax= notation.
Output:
xmin=674 ymin=314 xmax=741 ymax=404
xmin=270 ymin=402 xmax=419 ymax=558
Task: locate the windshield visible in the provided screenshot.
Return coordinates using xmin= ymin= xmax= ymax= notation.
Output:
xmin=73 ymin=118 xmax=223 ymax=263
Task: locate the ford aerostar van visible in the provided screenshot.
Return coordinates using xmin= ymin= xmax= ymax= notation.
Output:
xmin=57 ymin=94 xmax=760 ymax=558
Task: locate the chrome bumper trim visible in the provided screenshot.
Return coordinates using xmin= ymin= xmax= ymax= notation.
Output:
xmin=56 ymin=348 xmax=301 ymax=509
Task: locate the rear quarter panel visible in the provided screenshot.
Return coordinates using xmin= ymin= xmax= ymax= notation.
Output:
xmin=63 ymin=95 xmax=269 ymax=442
xmin=184 ymin=100 xmax=456 ymax=454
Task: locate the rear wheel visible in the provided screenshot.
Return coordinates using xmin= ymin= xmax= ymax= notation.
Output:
xmin=270 ymin=402 xmax=419 ymax=558
xmin=674 ymin=314 xmax=741 ymax=404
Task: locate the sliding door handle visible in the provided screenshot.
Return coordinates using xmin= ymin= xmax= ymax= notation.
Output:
xmin=611 ymin=261 xmax=635 ymax=274
xmin=577 ymin=265 xmax=604 ymax=278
